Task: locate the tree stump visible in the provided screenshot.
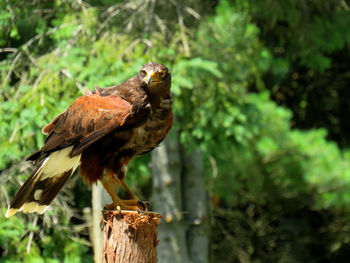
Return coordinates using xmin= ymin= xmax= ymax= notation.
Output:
xmin=102 ymin=210 xmax=162 ymax=263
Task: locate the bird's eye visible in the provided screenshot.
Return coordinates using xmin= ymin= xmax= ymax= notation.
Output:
xmin=140 ymin=70 xmax=147 ymax=77
xmin=159 ymin=71 xmax=167 ymax=79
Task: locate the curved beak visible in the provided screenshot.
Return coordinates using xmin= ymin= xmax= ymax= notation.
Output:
xmin=145 ymin=70 xmax=160 ymax=86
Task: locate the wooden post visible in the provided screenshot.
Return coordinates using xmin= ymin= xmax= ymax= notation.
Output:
xmin=102 ymin=210 xmax=162 ymax=263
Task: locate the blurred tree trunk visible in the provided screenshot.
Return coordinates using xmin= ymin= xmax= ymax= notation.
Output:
xmin=182 ymin=150 xmax=209 ymax=263
xmin=85 ymin=182 xmax=112 ymax=263
xmin=92 ymin=183 xmax=103 ymax=263
xmin=151 ymin=131 xmax=189 ymax=263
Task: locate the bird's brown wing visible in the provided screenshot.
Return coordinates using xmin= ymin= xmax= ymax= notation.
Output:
xmin=33 ymin=94 xmax=132 ymax=159
xmin=5 ymin=94 xmax=132 ymax=217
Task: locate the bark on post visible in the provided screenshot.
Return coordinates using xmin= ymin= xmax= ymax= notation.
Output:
xmin=102 ymin=210 xmax=162 ymax=263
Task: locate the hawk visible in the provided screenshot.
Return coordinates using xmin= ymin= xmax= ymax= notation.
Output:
xmin=5 ymin=63 xmax=172 ymax=217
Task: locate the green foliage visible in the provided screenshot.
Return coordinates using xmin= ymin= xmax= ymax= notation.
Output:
xmin=1 ymin=0 xmax=350 ymax=262
xmin=0 ymin=161 xmax=92 ymax=262
xmin=189 ymin=1 xmax=350 ymax=262
xmin=148 ymin=0 xmax=350 ymax=261
xmin=246 ymin=0 xmax=350 ymax=73
xmin=0 ymin=209 xmax=91 ymax=263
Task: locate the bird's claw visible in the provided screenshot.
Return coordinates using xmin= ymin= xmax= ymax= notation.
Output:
xmin=137 ymin=200 xmax=151 ymax=211
xmin=137 ymin=200 xmax=146 ymax=210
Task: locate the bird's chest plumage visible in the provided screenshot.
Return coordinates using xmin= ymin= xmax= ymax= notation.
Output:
xmin=80 ymin=97 xmax=172 ymax=182
xmin=124 ymin=98 xmax=173 ymax=155
xmin=94 ymin=98 xmax=171 ymax=163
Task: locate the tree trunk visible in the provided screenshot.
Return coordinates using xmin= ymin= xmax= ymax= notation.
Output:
xmin=102 ymin=210 xmax=162 ymax=263
xmin=151 ymin=131 xmax=189 ymax=263
xmin=182 ymin=150 xmax=209 ymax=263
xmin=92 ymin=183 xmax=103 ymax=263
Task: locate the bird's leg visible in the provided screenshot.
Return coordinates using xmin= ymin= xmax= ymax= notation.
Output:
xmin=119 ymin=178 xmax=151 ymax=210
xmin=101 ymin=171 xmax=139 ymax=211
xmin=118 ymin=166 xmax=151 ymax=211
xmin=119 ymin=166 xmax=138 ymax=200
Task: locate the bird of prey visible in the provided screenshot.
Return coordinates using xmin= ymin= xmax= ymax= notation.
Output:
xmin=5 ymin=63 xmax=173 ymax=217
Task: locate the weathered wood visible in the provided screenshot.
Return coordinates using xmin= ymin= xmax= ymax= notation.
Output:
xmin=102 ymin=210 xmax=162 ymax=263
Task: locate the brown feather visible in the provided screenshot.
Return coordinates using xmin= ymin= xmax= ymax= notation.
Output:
xmin=36 ymin=169 xmax=73 ymax=205
xmin=40 ymin=95 xmax=132 ymax=157
xmin=7 ymin=146 xmax=81 ymax=217
xmin=42 ymin=113 xmax=63 ymax=135
xmin=8 ymin=158 xmax=47 ymax=209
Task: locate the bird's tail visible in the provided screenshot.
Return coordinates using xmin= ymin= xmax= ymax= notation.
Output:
xmin=5 ymin=146 xmax=81 ymax=217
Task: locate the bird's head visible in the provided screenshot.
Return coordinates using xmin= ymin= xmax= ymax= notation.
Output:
xmin=139 ymin=63 xmax=171 ymax=99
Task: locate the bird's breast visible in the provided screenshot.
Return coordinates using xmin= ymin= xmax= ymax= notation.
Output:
xmin=124 ymin=98 xmax=173 ymax=155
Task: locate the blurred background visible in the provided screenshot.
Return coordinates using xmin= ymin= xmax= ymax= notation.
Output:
xmin=1 ymin=0 xmax=350 ymax=262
